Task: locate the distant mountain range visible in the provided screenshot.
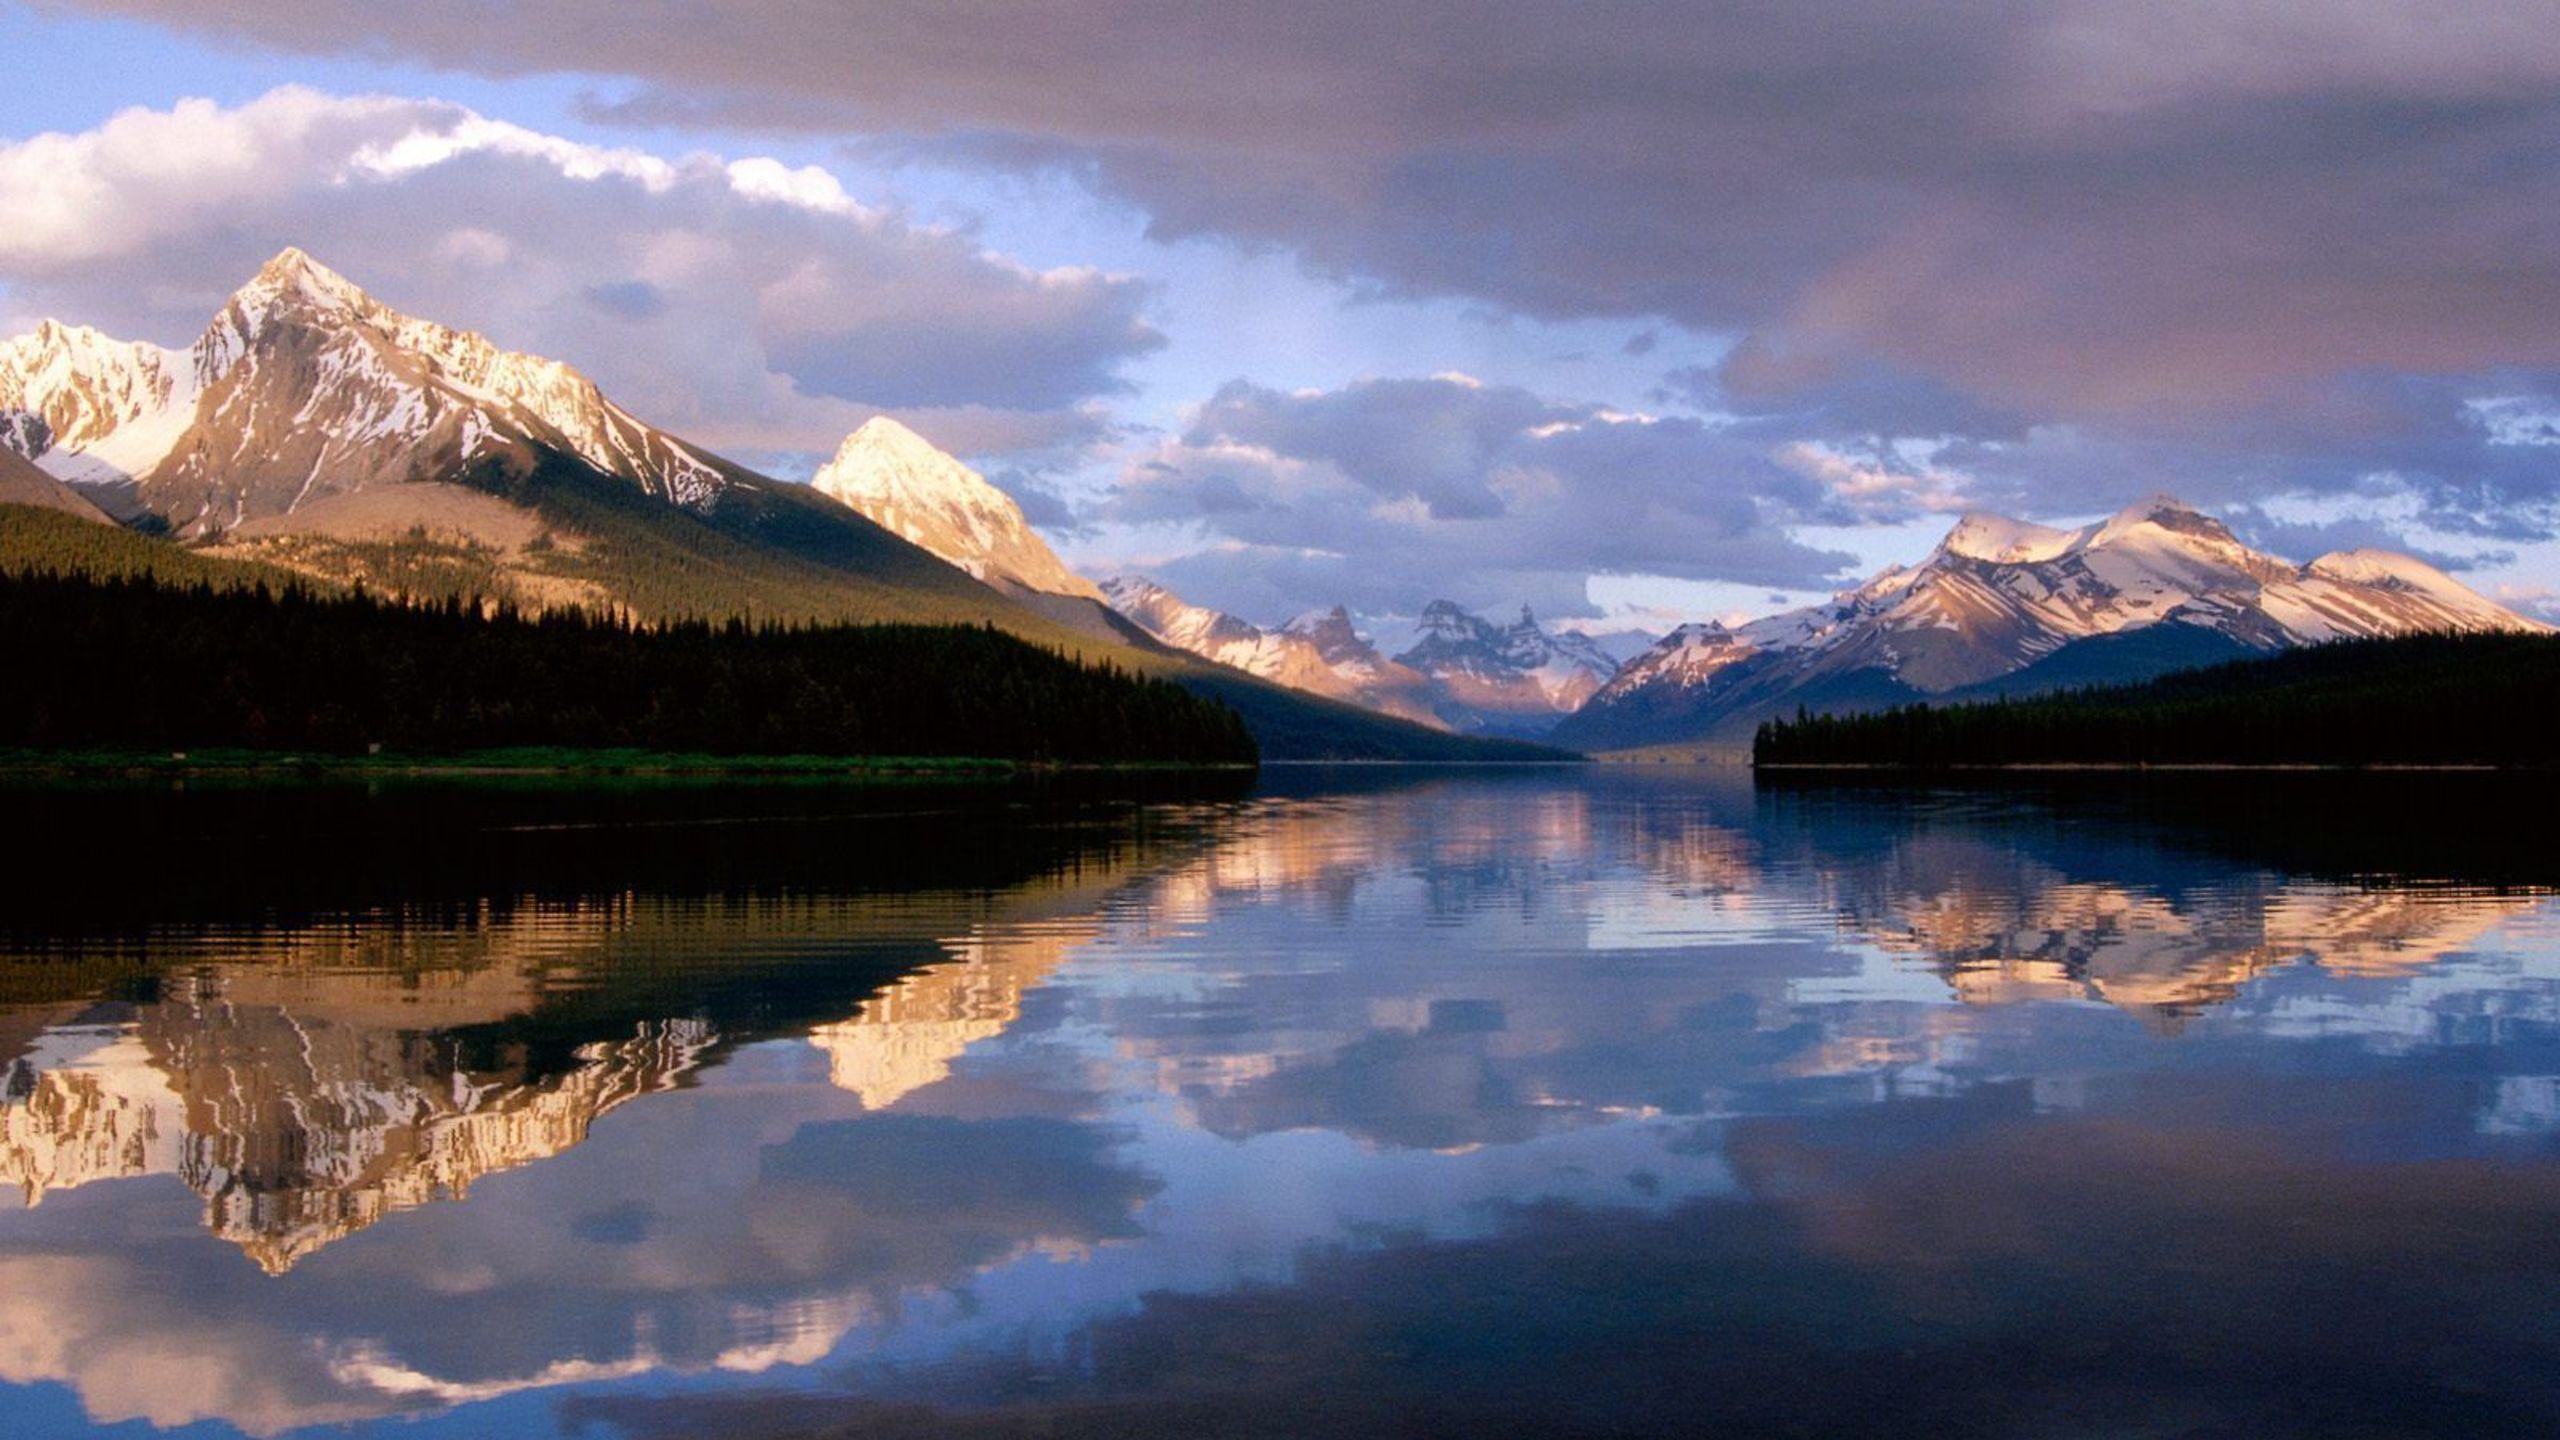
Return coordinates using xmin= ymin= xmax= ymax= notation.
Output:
xmin=0 ymin=248 xmax=1549 ymax=762
xmin=1396 ymin=600 xmax=1619 ymax=736
xmin=1101 ymin=578 xmax=1445 ymax=728
xmin=1099 ymin=497 xmax=2540 ymax=753
xmin=3 ymin=248 xmax=2541 ymax=760
xmin=1102 ymin=581 xmax=1618 ymax=736
xmin=1555 ymin=495 xmax=2547 ymax=751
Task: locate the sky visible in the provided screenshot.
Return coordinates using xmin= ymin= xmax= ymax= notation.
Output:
xmin=5 ymin=0 xmax=2559 ymax=637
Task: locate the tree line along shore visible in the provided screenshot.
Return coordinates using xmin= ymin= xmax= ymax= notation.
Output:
xmin=0 ymin=566 xmax=1258 ymax=769
xmin=1753 ymin=631 xmax=2560 ymax=770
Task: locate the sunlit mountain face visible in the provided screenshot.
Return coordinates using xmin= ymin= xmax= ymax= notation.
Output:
xmin=3 ymin=772 xmax=2559 ymax=1438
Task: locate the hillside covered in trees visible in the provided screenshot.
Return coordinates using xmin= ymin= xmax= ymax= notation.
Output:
xmin=1754 ymin=631 xmax=2560 ymax=769
xmin=0 ymin=567 xmax=1256 ymax=765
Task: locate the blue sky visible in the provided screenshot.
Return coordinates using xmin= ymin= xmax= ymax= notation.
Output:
xmin=6 ymin=1 xmax=2558 ymax=634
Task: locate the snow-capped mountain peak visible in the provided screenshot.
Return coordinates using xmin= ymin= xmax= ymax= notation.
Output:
xmin=1393 ymin=599 xmax=1620 ymax=733
xmin=1280 ymin=606 xmax=1371 ymax=663
xmin=1940 ymin=512 xmax=2076 ymax=565
xmin=0 ymin=320 xmax=198 ymax=489
xmin=1558 ymin=497 xmax=2550 ymax=751
xmin=243 ymin=246 xmax=369 ymax=319
xmin=1103 ymin=578 xmax=1443 ymax=726
xmin=811 ymin=417 xmax=1102 ymax=601
xmin=7 ymin=247 xmax=736 ymax=529
xmin=1594 ymin=621 xmax=1755 ymax=696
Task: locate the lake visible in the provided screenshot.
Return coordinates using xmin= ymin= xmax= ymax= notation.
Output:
xmin=4 ymin=767 xmax=2558 ymax=1439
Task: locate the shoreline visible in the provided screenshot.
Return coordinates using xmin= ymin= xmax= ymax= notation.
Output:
xmin=0 ymin=748 xmax=1262 ymax=781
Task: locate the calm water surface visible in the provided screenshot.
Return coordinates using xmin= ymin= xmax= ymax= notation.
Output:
xmin=3 ymin=768 xmax=2558 ymax=1438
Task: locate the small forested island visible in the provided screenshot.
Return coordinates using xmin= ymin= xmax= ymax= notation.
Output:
xmin=1753 ymin=631 xmax=2560 ymax=770
xmin=0 ymin=568 xmax=1257 ymax=769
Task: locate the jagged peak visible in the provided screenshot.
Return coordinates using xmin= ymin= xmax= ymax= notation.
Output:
xmin=2085 ymin=491 xmax=2252 ymax=556
xmin=3 ymin=317 xmax=169 ymax=364
xmin=236 ymin=246 xmax=372 ymax=316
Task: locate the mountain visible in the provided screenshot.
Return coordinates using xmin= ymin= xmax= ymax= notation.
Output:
xmin=0 ymin=320 xmax=198 ymax=513
xmin=1393 ymin=601 xmax=1620 ymax=736
xmin=0 ymin=445 xmax=110 ymax=523
xmin=811 ymin=416 xmax=1103 ymax=602
xmin=1557 ymin=495 xmax=2549 ymax=752
xmin=1101 ymin=577 xmax=1445 ymax=727
xmin=0 ymin=248 xmax=1550 ymax=762
xmin=5 ymin=249 xmax=733 ymax=531
xmin=0 ymin=250 xmax=1031 ymax=630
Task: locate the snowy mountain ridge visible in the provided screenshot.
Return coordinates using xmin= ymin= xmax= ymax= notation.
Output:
xmin=2 ymin=248 xmax=733 ymax=531
xmin=811 ymin=416 xmax=1102 ymax=602
xmin=1558 ymin=494 xmax=2548 ymax=750
xmin=1100 ymin=577 xmax=1444 ymax=727
xmin=1391 ymin=600 xmax=1620 ymax=734
xmin=1106 ymin=585 xmax=1627 ymax=737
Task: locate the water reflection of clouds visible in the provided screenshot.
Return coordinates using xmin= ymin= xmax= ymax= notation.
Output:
xmin=3 ymin=775 xmax=2559 ymax=1437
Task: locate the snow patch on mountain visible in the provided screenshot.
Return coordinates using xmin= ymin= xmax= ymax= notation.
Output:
xmin=1940 ymin=512 xmax=2075 ymax=565
xmin=0 ymin=320 xmax=200 ymax=494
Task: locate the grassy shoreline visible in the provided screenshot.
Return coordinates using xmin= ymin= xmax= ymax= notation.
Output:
xmin=0 ymin=746 xmax=1260 ymax=780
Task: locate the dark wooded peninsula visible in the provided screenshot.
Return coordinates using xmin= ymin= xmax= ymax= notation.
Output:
xmin=1754 ymin=632 xmax=2560 ymax=770
xmin=0 ymin=567 xmax=1256 ymax=767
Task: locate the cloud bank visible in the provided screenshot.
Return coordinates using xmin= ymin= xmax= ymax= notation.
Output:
xmin=0 ymin=87 xmax=1161 ymax=459
xmin=1114 ymin=374 xmax=1863 ymax=620
xmin=20 ymin=4 xmax=2560 ymax=595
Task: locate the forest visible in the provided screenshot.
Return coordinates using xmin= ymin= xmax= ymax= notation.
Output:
xmin=1753 ymin=631 xmax=2560 ymax=768
xmin=0 ymin=567 xmax=1257 ymax=765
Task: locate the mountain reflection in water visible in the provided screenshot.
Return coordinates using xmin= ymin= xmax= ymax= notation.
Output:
xmin=1 ymin=769 xmax=2556 ymax=1438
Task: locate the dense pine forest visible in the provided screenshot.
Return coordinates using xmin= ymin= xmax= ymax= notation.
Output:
xmin=0 ymin=568 xmax=1256 ymax=765
xmin=1754 ymin=631 xmax=2560 ymax=768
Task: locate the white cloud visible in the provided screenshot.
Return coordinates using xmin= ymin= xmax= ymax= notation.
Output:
xmin=1107 ymin=374 xmax=1859 ymax=619
xmin=0 ymin=87 xmax=1160 ymax=459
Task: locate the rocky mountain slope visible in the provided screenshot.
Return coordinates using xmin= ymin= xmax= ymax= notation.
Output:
xmin=6 ymin=249 xmax=732 ymax=532
xmin=1393 ymin=601 xmax=1620 ymax=736
xmin=812 ymin=416 xmax=1103 ymax=601
xmin=1101 ymin=577 xmax=1445 ymax=727
xmin=0 ymin=445 xmax=110 ymax=523
xmin=1557 ymin=495 xmax=2548 ymax=752
xmin=0 ymin=248 xmax=1545 ymax=761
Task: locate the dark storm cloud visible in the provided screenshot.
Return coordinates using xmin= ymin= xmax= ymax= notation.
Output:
xmin=55 ymin=3 xmax=2560 ymax=411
